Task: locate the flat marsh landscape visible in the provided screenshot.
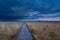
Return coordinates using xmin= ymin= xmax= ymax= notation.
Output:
xmin=0 ymin=22 xmax=23 ymax=40
xmin=0 ymin=22 xmax=60 ymax=40
xmin=27 ymin=22 xmax=60 ymax=40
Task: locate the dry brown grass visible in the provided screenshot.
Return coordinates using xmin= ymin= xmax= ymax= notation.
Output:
xmin=0 ymin=22 xmax=23 ymax=40
xmin=0 ymin=22 xmax=60 ymax=40
xmin=27 ymin=22 xmax=60 ymax=40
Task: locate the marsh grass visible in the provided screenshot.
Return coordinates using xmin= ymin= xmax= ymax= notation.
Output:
xmin=27 ymin=22 xmax=60 ymax=40
xmin=0 ymin=22 xmax=22 ymax=40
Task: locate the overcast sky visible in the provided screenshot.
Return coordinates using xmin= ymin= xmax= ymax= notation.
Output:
xmin=0 ymin=0 xmax=60 ymax=21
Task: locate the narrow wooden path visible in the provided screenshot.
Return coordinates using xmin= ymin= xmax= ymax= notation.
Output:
xmin=14 ymin=23 xmax=35 ymax=40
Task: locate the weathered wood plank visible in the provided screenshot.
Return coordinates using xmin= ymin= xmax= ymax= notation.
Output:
xmin=14 ymin=23 xmax=35 ymax=40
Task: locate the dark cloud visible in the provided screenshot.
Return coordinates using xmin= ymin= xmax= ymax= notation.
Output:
xmin=0 ymin=0 xmax=60 ymax=21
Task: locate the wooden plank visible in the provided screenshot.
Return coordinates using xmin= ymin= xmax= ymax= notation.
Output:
xmin=14 ymin=23 xmax=35 ymax=40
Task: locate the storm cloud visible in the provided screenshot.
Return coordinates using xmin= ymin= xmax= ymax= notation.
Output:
xmin=0 ymin=0 xmax=60 ymax=21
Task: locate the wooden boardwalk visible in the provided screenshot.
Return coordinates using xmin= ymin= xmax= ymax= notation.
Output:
xmin=14 ymin=23 xmax=35 ymax=40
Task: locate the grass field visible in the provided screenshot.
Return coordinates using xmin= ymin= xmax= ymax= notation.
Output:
xmin=0 ymin=22 xmax=23 ymax=40
xmin=27 ymin=22 xmax=60 ymax=40
xmin=0 ymin=22 xmax=60 ymax=40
